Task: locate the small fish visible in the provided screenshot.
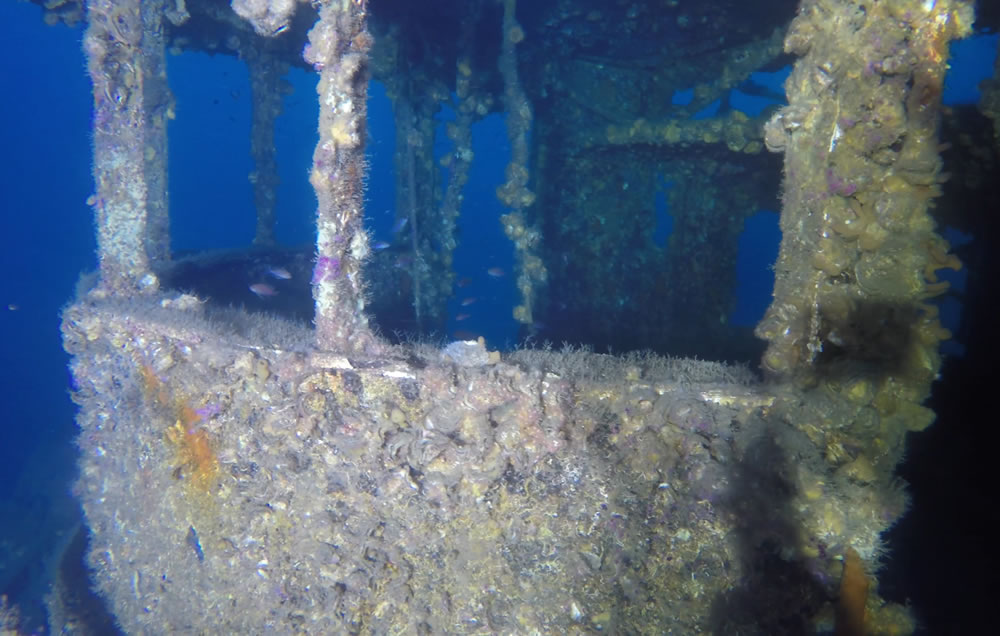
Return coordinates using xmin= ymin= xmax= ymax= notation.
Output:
xmin=460 ymin=297 xmax=477 ymax=306
xmin=487 ymin=267 xmax=505 ymax=278
xmin=394 ymin=254 xmax=414 ymax=269
xmin=455 ymin=313 xmax=471 ymax=321
xmin=372 ymin=240 xmax=391 ymax=251
xmin=391 ymin=217 xmax=409 ymax=233
xmin=249 ymin=283 xmax=279 ymax=297
xmin=267 ymin=266 xmax=292 ymax=280
xmin=456 ymin=277 xmax=472 ymax=288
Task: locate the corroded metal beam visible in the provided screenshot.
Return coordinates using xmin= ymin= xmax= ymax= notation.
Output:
xmin=304 ymin=0 xmax=379 ymax=353
xmin=85 ymin=0 xmax=170 ymax=294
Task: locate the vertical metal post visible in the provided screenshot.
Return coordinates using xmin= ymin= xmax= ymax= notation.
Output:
xmin=85 ymin=0 xmax=168 ymax=294
xmin=497 ymin=0 xmax=546 ymax=327
xmin=757 ymin=0 xmax=973 ymax=383
xmin=305 ymin=0 xmax=378 ymax=353
xmin=248 ymin=50 xmax=284 ymax=247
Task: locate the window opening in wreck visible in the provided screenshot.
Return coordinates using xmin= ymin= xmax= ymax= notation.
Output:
xmin=159 ymin=54 xmax=408 ymax=333
xmin=272 ymin=65 xmax=322 ymax=248
xmin=167 ymin=51 xmax=255 ymax=252
xmin=161 ymin=49 xmax=319 ymax=320
xmin=734 ymin=209 xmax=781 ymax=329
xmin=438 ymin=106 xmax=520 ymax=348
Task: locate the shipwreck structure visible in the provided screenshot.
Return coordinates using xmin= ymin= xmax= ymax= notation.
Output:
xmin=37 ymin=0 xmax=997 ymax=632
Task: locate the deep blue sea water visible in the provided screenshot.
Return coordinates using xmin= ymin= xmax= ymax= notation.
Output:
xmin=0 ymin=0 xmax=996 ymax=631
xmin=1 ymin=6 xmax=95 ymax=494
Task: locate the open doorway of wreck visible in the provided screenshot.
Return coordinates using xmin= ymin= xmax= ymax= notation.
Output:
xmin=45 ymin=0 xmax=997 ymax=633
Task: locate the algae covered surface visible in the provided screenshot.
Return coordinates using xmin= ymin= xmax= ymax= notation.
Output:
xmin=33 ymin=0 xmax=989 ymax=633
